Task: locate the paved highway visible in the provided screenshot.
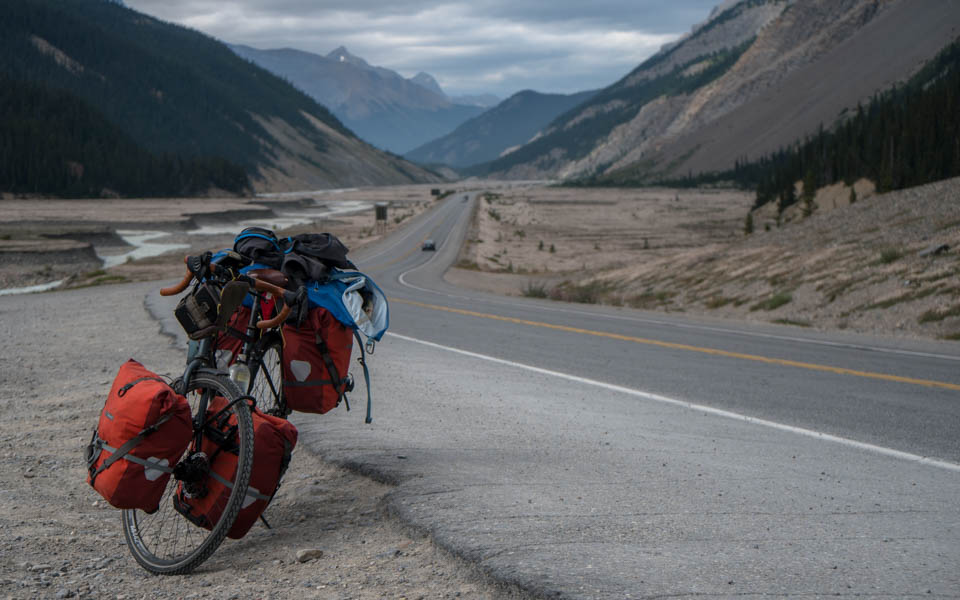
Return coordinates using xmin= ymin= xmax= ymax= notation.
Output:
xmin=155 ymin=191 xmax=960 ymax=598
xmin=296 ymin=192 xmax=960 ymax=598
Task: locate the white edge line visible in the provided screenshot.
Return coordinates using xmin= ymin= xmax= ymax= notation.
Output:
xmin=387 ymin=332 xmax=960 ymax=474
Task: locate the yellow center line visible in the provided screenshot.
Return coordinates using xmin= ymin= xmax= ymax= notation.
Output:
xmin=394 ymin=298 xmax=960 ymax=392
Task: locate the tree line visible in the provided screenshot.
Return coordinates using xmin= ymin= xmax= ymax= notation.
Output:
xmin=0 ymin=0 xmax=353 ymax=198
xmin=0 ymin=75 xmax=249 ymax=197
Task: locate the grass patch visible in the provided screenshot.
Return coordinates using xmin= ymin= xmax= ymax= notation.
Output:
xmin=551 ymin=280 xmax=617 ymax=304
xmin=772 ymin=319 xmax=812 ymax=327
xmin=877 ymin=247 xmax=904 ymax=264
xmin=705 ymin=296 xmax=735 ymax=309
xmin=862 ymin=292 xmax=914 ymax=310
xmin=74 ymin=273 xmax=129 ymax=289
xmin=861 ymin=286 xmax=941 ymax=311
xmin=521 ymin=281 xmax=549 ymax=298
xmin=939 ymin=332 xmax=960 ymax=340
xmin=628 ymin=290 xmax=675 ymax=309
xmin=750 ymin=292 xmax=793 ymax=311
xmin=918 ymin=304 xmax=960 ymax=323
xmin=935 ymin=218 xmax=960 ymax=231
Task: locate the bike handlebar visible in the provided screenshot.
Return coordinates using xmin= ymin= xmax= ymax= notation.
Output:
xmin=160 ymin=256 xmax=297 ymax=329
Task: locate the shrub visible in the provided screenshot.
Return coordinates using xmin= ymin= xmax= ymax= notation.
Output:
xmin=879 ymin=248 xmax=903 ymax=264
xmin=521 ymin=281 xmax=548 ymax=298
xmin=750 ymin=292 xmax=793 ymax=311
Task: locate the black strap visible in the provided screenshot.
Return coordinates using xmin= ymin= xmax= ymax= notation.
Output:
xmin=224 ymin=326 xmax=256 ymax=345
xmin=316 ymin=333 xmax=350 ymax=411
xmin=118 ymin=376 xmax=166 ymax=397
xmin=284 ymin=379 xmax=335 ymax=387
xmin=354 ymin=331 xmax=373 ymax=424
xmin=88 ymin=413 xmax=172 ymax=485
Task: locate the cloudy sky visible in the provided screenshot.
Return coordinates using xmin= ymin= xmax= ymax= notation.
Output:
xmin=122 ymin=0 xmax=722 ymax=99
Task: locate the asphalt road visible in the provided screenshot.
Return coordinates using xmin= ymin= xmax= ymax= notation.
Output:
xmin=157 ymin=193 xmax=960 ymax=598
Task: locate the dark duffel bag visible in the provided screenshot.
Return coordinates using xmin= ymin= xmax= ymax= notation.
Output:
xmin=233 ymin=227 xmax=285 ymax=269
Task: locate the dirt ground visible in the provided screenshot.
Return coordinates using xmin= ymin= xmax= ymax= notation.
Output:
xmin=0 ymin=281 xmax=526 ymax=600
xmin=450 ymin=178 xmax=960 ymax=341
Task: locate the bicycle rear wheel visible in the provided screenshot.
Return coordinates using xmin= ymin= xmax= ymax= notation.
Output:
xmin=121 ymin=371 xmax=254 ymax=575
xmin=248 ymin=331 xmax=287 ymax=418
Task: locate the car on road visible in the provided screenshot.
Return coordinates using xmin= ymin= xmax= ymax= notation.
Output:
xmin=422 ymin=239 xmax=436 ymax=251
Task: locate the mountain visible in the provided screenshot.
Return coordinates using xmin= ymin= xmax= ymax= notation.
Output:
xmin=230 ymin=44 xmax=487 ymax=154
xmin=405 ymin=89 xmax=597 ymax=168
xmin=410 ymin=72 xmax=445 ymax=97
xmin=450 ymin=94 xmax=501 ymax=108
xmin=408 ymin=74 xmax=500 ymax=108
xmin=0 ymin=0 xmax=437 ymax=196
xmin=479 ymin=0 xmax=960 ymax=183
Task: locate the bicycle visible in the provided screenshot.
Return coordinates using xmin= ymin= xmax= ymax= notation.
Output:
xmin=121 ymin=252 xmax=299 ymax=575
xmin=212 ymin=264 xmax=298 ymax=419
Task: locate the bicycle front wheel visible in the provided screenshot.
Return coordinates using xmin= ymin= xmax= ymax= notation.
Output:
xmin=248 ymin=331 xmax=287 ymax=418
xmin=121 ymin=371 xmax=254 ymax=575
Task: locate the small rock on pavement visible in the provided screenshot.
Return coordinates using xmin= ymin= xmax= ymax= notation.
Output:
xmin=296 ymin=549 xmax=324 ymax=563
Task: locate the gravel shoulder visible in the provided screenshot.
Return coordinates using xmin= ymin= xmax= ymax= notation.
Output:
xmin=0 ymin=282 xmax=524 ymax=600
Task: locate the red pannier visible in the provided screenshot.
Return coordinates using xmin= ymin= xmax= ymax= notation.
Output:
xmin=86 ymin=360 xmax=192 ymax=512
xmin=173 ymin=397 xmax=298 ymax=539
xmin=281 ymin=306 xmax=354 ymax=414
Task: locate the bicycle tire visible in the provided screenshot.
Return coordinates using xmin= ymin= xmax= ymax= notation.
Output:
xmin=121 ymin=371 xmax=254 ymax=575
xmin=248 ymin=331 xmax=287 ymax=418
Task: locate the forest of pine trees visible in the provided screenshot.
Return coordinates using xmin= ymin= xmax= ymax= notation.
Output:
xmin=0 ymin=0 xmax=350 ymax=198
xmin=0 ymin=75 xmax=250 ymax=197
xmin=735 ymin=36 xmax=960 ymax=211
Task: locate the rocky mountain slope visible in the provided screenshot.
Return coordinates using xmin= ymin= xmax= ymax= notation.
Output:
xmin=230 ymin=45 xmax=486 ymax=154
xmin=404 ymin=89 xmax=597 ymax=168
xmin=1 ymin=0 xmax=437 ymax=195
xmin=481 ymin=0 xmax=960 ymax=183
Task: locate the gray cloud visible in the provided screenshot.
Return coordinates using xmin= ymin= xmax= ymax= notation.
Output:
xmin=123 ymin=0 xmax=720 ymax=97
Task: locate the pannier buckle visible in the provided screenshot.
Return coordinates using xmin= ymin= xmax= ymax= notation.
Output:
xmin=84 ymin=431 xmax=101 ymax=470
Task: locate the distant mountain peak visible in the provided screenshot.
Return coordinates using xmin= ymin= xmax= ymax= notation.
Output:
xmin=410 ymin=72 xmax=445 ymax=97
xmin=327 ymin=46 xmax=369 ymax=68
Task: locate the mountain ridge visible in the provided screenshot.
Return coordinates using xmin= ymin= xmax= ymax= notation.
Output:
xmin=0 ymin=0 xmax=437 ymax=195
xmin=230 ymin=44 xmax=488 ymax=154
xmin=478 ymin=0 xmax=960 ymax=184
xmin=405 ymin=89 xmax=598 ymax=168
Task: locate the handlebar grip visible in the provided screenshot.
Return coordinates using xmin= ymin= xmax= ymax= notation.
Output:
xmin=160 ymin=268 xmax=194 ymax=296
xmin=257 ymin=303 xmax=291 ymax=330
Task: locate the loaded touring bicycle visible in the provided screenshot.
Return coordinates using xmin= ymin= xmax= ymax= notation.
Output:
xmin=85 ymin=229 xmax=388 ymax=574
